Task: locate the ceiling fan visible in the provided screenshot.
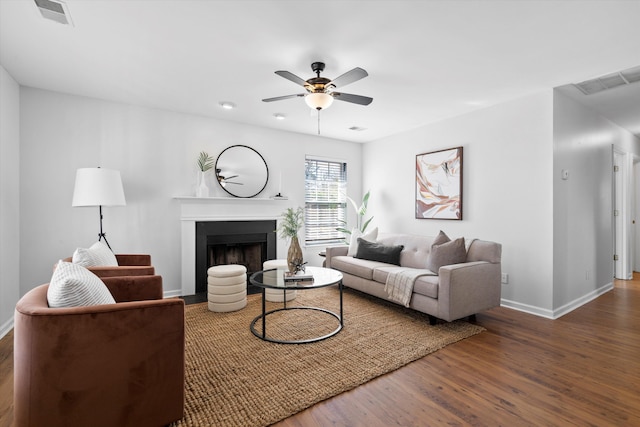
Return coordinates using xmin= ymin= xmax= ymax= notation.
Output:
xmin=216 ymin=169 xmax=242 ymax=186
xmin=262 ymin=62 xmax=373 ymax=111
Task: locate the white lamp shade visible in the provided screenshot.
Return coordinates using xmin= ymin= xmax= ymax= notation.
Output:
xmin=305 ymin=92 xmax=334 ymax=110
xmin=72 ymin=168 xmax=126 ymax=207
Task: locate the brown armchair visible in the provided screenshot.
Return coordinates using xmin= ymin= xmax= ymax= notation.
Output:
xmin=14 ymin=275 xmax=185 ymax=427
xmin=61 ymin=254 xmax=155 ymax=277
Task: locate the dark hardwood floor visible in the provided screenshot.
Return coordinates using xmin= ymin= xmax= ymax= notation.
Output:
xmin=2 ymin=276 xmax=638 ymax=427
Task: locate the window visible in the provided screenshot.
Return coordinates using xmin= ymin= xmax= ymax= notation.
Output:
xmin=304 ymin=157 xmax=347 ymax=246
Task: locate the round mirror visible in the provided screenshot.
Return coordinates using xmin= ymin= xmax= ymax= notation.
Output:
xmin=215 ymin=145 xmax=269 ymax=198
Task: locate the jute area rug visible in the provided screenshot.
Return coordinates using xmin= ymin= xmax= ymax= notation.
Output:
xmin=171 ymin=286 xmax=484 ymax=427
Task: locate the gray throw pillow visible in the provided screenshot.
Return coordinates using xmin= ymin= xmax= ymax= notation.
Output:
xmin=426 ymin=236 xmax=467 ymax=273
xmin=355 ymin=238 xmax=404 ymax=265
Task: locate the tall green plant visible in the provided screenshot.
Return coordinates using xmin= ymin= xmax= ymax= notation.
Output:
xmin=277 ymin=207 xmax=304 ymax=240
xmin=337 ymin=190 xmax=373 ymax=239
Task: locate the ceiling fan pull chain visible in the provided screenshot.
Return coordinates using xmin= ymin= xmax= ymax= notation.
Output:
xmin=317 ymin=110 xmax=321 ymax=135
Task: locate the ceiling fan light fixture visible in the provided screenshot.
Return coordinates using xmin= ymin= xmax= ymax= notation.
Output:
xmin=305 ymin=92 xmax=334 ymax=110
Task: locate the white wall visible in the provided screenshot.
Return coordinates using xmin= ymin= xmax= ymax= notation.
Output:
xmin=19 ymin=87 xmax=362 ymax=297
xmin=363 ymin=91 xmax=555 ymax=315
xmin=552 ymin=90 xmax=640 ymax=312
xmin=0 ymin=65 xmax=20 ymax=337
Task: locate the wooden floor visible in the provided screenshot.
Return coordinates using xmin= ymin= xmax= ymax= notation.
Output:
xmin=2 ymin=276 xmax=639 ymax=427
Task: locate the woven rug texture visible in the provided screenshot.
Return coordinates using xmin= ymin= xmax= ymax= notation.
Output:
xmin=170 ymin=286 xmax=484 ymax=427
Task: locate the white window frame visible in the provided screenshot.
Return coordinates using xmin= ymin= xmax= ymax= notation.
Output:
xmin=304 ymin=156 xmax=347 ymax=247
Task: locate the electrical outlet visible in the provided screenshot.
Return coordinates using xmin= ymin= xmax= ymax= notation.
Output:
xmin=501 ymin=273 xmax=509 ymax=284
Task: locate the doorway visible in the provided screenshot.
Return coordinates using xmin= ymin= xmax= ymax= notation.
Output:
xmin=613 ymin=149 xmax=640 ymax=280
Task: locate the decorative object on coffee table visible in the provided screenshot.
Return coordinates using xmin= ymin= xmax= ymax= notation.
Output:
xmin=196 ymin=151 xmax=214 ymax=198
xmin=416 ymin=147 xmax=463 ymax=220
xmin=277 ymin=207 xmax=304 ymax=273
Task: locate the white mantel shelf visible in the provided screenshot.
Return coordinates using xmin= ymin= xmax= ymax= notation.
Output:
xmin=174 ymin=196 xmax=288 ymax=201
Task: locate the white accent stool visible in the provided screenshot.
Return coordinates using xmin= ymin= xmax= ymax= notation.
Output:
xmin=207 ymin=264 xmax=247 ymax=312
xmin=263 ymin=259 xmax=297 ymax=302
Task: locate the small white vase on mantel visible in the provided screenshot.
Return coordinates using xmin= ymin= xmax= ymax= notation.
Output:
xmin=196 ymin=171 xmax=209 ymax=198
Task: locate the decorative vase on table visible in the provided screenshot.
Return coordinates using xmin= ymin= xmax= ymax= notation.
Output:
xmin=196 ymin=171 xmax=209 ymax=198
xmin=287 ymin=235 xmax=303 ymax=273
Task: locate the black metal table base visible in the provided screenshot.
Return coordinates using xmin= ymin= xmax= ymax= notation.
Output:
xmin=250 ymin=283 xmax=343 ymax=344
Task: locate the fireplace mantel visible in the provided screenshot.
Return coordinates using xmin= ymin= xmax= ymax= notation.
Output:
xmin=177 ymin=197 xmax=290 ymax=295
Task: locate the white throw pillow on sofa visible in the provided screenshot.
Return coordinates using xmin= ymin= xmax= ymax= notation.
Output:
xmin=347 ymin=227 xmax=378 ymax=256
xmin=48 ymin=261 xmax=116 ymax=308
xmin=72 ymin=240 xmax=118 ymax=267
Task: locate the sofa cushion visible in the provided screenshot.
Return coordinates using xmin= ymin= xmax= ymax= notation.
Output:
xmin=355 ymin=239 xmax=404 ymax=266
xmin=72 ymin=240 xmax=118 ymax=267
xmin=347 ymin=227 xmax=378 ymax=256
xmin=48 ymin=261 xmax=116 ymax=308
xmin=330 ymin=256 xmax=390 ymax=281
xmin=426 ymin=236 xmax=467 ymax=273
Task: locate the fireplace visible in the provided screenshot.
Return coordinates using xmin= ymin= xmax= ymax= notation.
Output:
xmin=195 ymin=220 xmax=277 ymax=294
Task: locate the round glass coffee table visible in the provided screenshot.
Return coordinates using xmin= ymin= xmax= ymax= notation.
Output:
xmin=249 ymin=266 xmax=343 ymax=344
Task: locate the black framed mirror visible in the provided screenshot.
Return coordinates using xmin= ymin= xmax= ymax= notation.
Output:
xmin=215 ymin=145 xmax=269 ymax=198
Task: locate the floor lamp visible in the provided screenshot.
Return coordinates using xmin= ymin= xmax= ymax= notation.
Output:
xmin=72 ymin=167 xmax=126 ymax=251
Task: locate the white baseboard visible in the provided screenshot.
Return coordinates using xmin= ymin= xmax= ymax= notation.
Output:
xmin=500 ymin=299 xmax=554 ymax=319
xmin=164 ymin=289 xmax=183 ymax=298
xmin=501 ymin=282 xmax=614 ymax=320
xmin=0 ymin=316 xmax=14 ymax=340
xmin=551 ymin=282 xmax=614 ymax=319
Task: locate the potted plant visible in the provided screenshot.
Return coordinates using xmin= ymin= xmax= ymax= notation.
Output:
xmin=277 ymin=207 xmax=304 ymax=273
xmin=196 ymin=151 xmax=214 ymax=197
xmin=337 ymin=190 xmax=374 ymax=242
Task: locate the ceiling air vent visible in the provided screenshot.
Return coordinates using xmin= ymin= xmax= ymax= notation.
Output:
xmin=34 ymin=0 xmax=73 ymax=26
xmin=574 ymin=65 xmax=640 ymax=95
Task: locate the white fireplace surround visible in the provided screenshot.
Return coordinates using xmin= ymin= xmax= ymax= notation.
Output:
xmin=177 ymin=197 xmax=288 ymax=295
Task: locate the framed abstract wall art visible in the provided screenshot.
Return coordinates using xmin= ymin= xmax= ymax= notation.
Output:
xmin=415 ymin=147 xmax=463 ymax=220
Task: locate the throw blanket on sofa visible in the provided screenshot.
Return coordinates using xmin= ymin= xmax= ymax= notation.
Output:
xmin=384 ymin=269 xmax=436 ymax=307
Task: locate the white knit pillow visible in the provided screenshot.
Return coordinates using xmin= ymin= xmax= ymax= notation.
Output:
xmin=72 ymin=240 xmax=118 ymax=267
xmin=48 ymin=261 xmax=116 ymax=308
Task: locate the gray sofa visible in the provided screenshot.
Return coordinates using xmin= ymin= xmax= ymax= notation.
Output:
xmin=325 ymin=232 xmax=502 ymax=323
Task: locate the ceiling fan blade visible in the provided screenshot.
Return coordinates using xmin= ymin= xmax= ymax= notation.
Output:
xmin=262 ymin=94 xmax=305 ymax=102
xmin=328 ymin=67 xmax=368 ymax=88
xmin=275 ymin=70 xmax=308 ymax=87
xmin=332 ymin=92 xmax=373 ymax=106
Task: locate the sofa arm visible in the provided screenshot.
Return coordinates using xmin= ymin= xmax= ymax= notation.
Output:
xmin=14 ymin=285 xmax=185 ymax=427
xmin=102 ymin=275 xmax=164 ymax=302
xmin=437 ymin=261 xmax=501 ymax=322
xmin=325 ymin=245 xmax=349 ymax=268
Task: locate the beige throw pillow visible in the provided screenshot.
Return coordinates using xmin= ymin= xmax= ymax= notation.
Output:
xmin=426 ymin=231 xmax=467 ymax=273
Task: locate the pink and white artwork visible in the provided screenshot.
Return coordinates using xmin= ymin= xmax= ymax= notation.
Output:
xmin=415 ymin=147 xmax=463 ymax=220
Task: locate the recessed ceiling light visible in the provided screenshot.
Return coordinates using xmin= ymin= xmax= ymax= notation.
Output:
xmin=219 ymin=102 xmax=236 ymax=110
xmin=273 ymin=113 xmax=286 ymax=120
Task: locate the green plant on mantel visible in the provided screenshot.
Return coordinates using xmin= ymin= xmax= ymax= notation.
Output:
xmin=197 ymin=151 xmax=215 ymax=172
xmin=337 ymin=190 xmax=373 ymax=239
xmin=277 ymin=207 xmax=304 ymax=240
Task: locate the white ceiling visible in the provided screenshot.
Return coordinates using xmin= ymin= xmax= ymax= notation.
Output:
xmin=1 ymin=0 xmax=639 ymax=143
